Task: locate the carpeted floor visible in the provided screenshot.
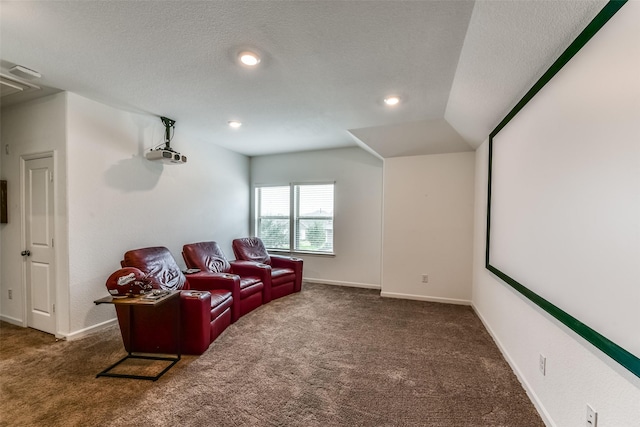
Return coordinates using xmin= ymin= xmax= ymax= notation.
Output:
xmin=0 ymin=283 xmax=543 ymax=427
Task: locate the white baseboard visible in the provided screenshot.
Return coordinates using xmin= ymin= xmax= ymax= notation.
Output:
xmin=380 ymin=291 xmax=471 ymax=306
xmin=471 ymin=304 xmax=554 ymax=427
xmin=0 ymin=314 xmax=116 ymax=341
xmin=303 ymin=278 xmax=381 ymax=290
xmin=0 ymin=314 xmax=24 ymax=326
xmin=61 ymin=318 xmax=118 ymax=341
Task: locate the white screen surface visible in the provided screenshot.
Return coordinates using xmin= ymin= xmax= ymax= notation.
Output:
xmin=488 ymin=1 xmax=640 ymax=361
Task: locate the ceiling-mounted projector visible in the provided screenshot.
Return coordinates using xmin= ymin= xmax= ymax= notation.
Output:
xmin=145 ymin=148 xmax=187 ymax=164
xmin=145 ymin=116 xmax=187 ymax=164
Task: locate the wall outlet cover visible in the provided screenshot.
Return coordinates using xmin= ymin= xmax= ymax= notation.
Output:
xmin=586 ymin=404 xmax=597 ymax=427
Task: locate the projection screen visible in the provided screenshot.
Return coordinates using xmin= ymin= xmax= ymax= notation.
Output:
xmin=486 ymin=0 xmax=639 ymax=377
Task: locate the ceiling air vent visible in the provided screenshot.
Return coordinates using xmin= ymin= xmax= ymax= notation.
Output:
xmin=0 ymin=73 xmax=40 ymax=98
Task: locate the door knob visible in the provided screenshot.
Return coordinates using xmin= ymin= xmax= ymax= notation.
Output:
xmin=21 ymin=250 xmax=31 ymax=256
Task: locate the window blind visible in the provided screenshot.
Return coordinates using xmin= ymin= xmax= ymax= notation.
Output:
xmin=255 ymin=183 xmax=335 ymax=254
xmin=256 ymin=186 xmax=290 ymax=250
xmin=294 ymin=184 xmax=334 ymax=253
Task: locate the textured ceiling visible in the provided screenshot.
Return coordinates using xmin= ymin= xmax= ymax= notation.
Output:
xmin=350 ymin=118 xmax=472 ymax=159
xmin=0 ymin=1 xmax=607 ymax=158
xmin=446 ymin=0 xmax=607 ymax=149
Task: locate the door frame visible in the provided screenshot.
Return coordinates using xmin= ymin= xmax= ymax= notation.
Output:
xmin=20 ymin=151 xmax=59 ymax=335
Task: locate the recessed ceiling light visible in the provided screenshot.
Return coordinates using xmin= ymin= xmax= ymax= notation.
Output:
xmin=384 ymin=96 xmax=400 ymax=106
xmin=228 ymin=120 xmax=242 ymax=128
xmin=239 ymin=51 xmax=260 ymax=67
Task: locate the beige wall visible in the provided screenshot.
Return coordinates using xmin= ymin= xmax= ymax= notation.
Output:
xmin=382 ymin=152 xmax=475 ymax=304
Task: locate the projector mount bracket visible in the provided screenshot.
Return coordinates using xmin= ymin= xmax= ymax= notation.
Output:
xmin=160 ymin=116 xmax=176 ymax=152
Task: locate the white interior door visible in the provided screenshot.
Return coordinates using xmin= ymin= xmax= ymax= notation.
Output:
xmin=23 ymin=156 xmax=56 ymax=334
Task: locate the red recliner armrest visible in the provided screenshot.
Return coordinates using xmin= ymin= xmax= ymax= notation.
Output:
xmin=270 ymin=255 xmax=303 ymax=292
xmin=180 ymin=290 xmax=212 ymax=355
xmin=185 ymin=272 xmax=241 ymax=323
xmin=229 ymin=260 xmax=273 ymax=303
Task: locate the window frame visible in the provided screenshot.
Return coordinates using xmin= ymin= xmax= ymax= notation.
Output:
xmin=254 ymin=182 xmax=335 ymax=256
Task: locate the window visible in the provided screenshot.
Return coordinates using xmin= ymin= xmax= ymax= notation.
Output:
xmin=255 ymin=186 xmax=290 ymax=250
xmin=255 ymin=183 xmax=334 ymax=254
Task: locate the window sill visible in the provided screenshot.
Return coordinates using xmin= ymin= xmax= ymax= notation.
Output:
xmin=269 ymin=249 xmax=335 ymax=258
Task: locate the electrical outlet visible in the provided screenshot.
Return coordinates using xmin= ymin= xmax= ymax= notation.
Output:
xmin=586 ymin=404 xmax=597 ymax=427
xmin=539 ymin=354 xmax=546 ymax=376
xmin=421 ymin=274 xmax=429 ymax=283
xmin=8 ymin=289 xmax=12 ymax=300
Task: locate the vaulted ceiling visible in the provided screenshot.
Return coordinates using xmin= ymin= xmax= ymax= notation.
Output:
xmin=0 ymin=1 xmax=606 ymax=158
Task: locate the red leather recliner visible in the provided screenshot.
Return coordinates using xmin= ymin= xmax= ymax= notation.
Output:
xmin=232 ymin=237 xmax=303 ymax=301
xmin=182 ymin=241 xmax=267 ymax=320
xmin=117 ymin=246 xmax=240 ymax=355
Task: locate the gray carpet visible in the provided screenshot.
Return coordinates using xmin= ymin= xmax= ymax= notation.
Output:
xmin=0 ymin=283 xmax=543 ymax=426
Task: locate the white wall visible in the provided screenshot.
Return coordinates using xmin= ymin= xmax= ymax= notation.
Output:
xmin=65 ymin=93 xmax=250 ymax=336
xmin=382 ymin=152 xmax=475 ymax=304
xmin=0 ymin=92 xmax=250 ymax=338
xmin=0 ymin=93 xmax=70 ymax=332
xmin=472 ymin=141 xmax=640 ymax=427
xmin=251 ymin=147 xmax=383 ymax=287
